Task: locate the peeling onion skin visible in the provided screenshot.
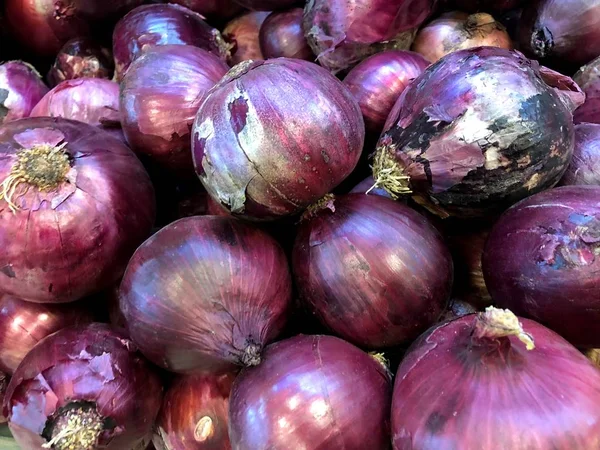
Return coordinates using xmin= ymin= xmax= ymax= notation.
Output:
xmin=391 ymin=312 xmax=600 ymax=449
xmin=259 ymin=8 xmax=313 ymax=60
xmin=233 ymin=0 xmax=297 ymax=11
xmin=374 ymin=47 xmax=581 ymax=219
xmin=119 ymin=216 xmax=292 ymax=374
xmin=229 ymin=335 xmax=392 ymax=450
xmin=293 ymin=194 xmax=453 ymax=349
xmin=223 ymin=12 xmax=270 ymax=66
xmin=0 ymin=62 xmax=49 ymax=125
xmin=561 ymin=123 xmax=600 ymax=186
xmin=574 ymin=56 xmax=600 ymax=125
xmin=192 ymin=59 xmax=364 ymax=221
xmin=3 ymin=323 xmax=163 ymax=450
xmin=483 ymin=186 xmax=600 ymax=348
xmin=168 ymin=0 xmax=244 ymax=22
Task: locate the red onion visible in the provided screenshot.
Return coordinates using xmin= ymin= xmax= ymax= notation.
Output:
xmin=293 ymin=194 xmax=452 ymax=348
xmin=229 ymin=334 xmax=392 ymax=449
xmin=3 ymin=323 xmax=163 ymax=450
xmin=343 ymin=50 xmax=429 ymax=133
xmin=561 ymin=123 xmax=600 ymax=186
xmin=0 ymin=62 xmax=49 ymax=126
xmin=574 ymin=56 xmax=600 ymax=124
xmin=412 ymin=12 xmax=512 ymax=63
xmin=169 ymin=0 xmax=244 ymax=22
xmin=391 ymin=307 xmax=600 ymax=448
xmin=192 ymin=58 xmax=364 ymax=220
xmin=112 ymin=4 xmax=230 ymax=81
xmin=119 ymin=216 xmax=292 ymax=374
xmin=233 ymin=0 xmax=296 ymax=11
xmin=259 ymin=8 xmax=312 ymax=60
xmin=373 ymin=47 xmax=582 ymax=219
xmin=303 ymin=0 xmax=438 ymax=73
xmin=0 ymin=117 xmax=156 ymax=303
xmin=223 ymin=11 xmax=270 ymax=66
xmin=452 ymin=0 xmax=524 ymax=12
xmin=153 ymin=373 xmax=235 ymax=450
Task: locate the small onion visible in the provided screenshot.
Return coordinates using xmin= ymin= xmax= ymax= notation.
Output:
xmin=561 ymin=123 xmax=600 ymax=186
xmin=574 ymin=56 xmax=600 ymax=124
xmin=169 ymin=0 xmax=244 ymax=22
xmin=233 ymin=0 xmax=296 ymax=11
xmin=412 ymin=11 xmax=512 ymax=63
xmin=452 ymin=0 xmax=524 ymax=12
xmin=47 ymin=38 xmax=114 ymax=87
xmin=224 ymin=11 xmax=270 ymax=66
xmin=3 ymin=323 xmax=163 ymax=450
xmin=119 ymin=216 xmax=292 ymax=374
xmin=392 ymin=307 xmax=600 ymax=449
xmin=293 ymin=194 xmax=453 ymax=348
xmin=0 ymin=62 xmax=49 ymax=125
xmin=259 ymin=8 xmax=312 ymax=60
xmin=192 ymin=58 xmax=364 ymax=220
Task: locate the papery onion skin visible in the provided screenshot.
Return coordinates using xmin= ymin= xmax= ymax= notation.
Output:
xmin=561 ymin=123 xmax=600 ymax=186
xmin=169 ymin=0 xmax=244 ymax=22
xmin=192 ymin=58 xmax=364 ymax=220
xmin=47 ymin=38 xmax=114 ymax=87
xmin=573 ymin=56 xmax=600 ymax=124
xmin=3 ymin=323 xmax=163 ymax=450
xmin=343 ymin=50 xmax=429 ymax=133
xmin=233 ymin=0 xmax=296 ymax=11
xmin=121 ymin=45 xmax=228 ymax=176
xmin=224 ymin=11 xmax=270 ymax=66
xmin=0 ymin=117 xmax=156 ymax=303
xmin=452 ymin=0 xmax=524 ymax=12
xmin=153 ymin=373 xmax=235 ymax=450
xmin=0 ymin=62 xmax=49 ymax=125
xmin=293 ymin=194 xmax=453 ymax=348
xmin=373 ymin=47 xmax=581 ymax=219
xmin=259 ymin=8 xmax=313 ymax=60
xmin=119 ymin=216 xmax=292 ymax=374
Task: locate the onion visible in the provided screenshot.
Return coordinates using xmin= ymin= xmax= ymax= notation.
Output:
xmin=0 ymin=117 xmax=156 ymax=303
xmin=343 ymin=50 xmax=429 ymax=133
xmin=192 ymin=58 xmax=364 ymax=220
xmin=229 ymin=334 xmax=392 ymax=449
xmin=3 ymin=323 xmax=163 ymax=450
xmin=233 ymin=0 xmax=296 ymax=11
xmin=259 ymin=8 xmax=312 ymax=60
xmin=452 ymin=0 xmax=524 ymax=12
xmin=373 ymin=47 xmax=582 ymax=219
xmin=561 ymin=123 xmax=600 ymax=186
xmin=293 ymin=194 xmax=452 ymax=348
xmin=112 ymin=4 xmax=230 ymax=81
xmin=153 ymin=373 xmax=235 ymax=450
xmin=483 ymin=185 xmax=600 ymax=348
xmin=0 ymin=62 xmax=49 ymax=126
xmin=121 ymin=45 xmax=228 ymax=176
xmin=169 ymin=0 xmax=243 ymax=22
xmin=119 ymin=216 xmax=292 ymax=374
xmin=412 ymin=12 xmax=512 ymax=63
xmin=392 ymin=306 xmax=600 ymax=449
xmin=303 ymin=0 xmax=438 ymax=73
xmin=224 ymin=11 xmax=270 ymax=66
xmin=573 ymin=56 xmax=600 ymax=124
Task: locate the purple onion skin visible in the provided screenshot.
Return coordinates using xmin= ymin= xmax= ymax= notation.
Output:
xmin=229 ymin=334 xmax=392 ymax=450
xmin=168 ymin=0 xmax=244 ymax=22
xmin=452 ymin=0 xmax=524 ymax=12
xmin=121 ymin=45 xmax=228 ymax=176
xmin=574 ymin=57 xmax=600 ymax=124
xmin=483 ymin=186 xmax=600 ymax=348
xmin=112 ymin=4 xmax=229 ymax=81
xmin=392 ymin=312 xmax=600 ymax=449
xmin=561 ymin=123 xmax=600 ymax=186
xmin=224 ymin=11 xmax=270 ymax=66
xmin=192 ymin=58 xmax=364 ymax=221
xmin=343 ymin=50 xmax=429 ymax=133
xmin=233 ymin=0 xmax=297 ymax=11
xmin=259 ymin=8 xmax=313 ymax=60
xmin=3 ymin=323 xmax=163 ymax=450
xmin=293 ymin=194 xmax=453 ymax=349
xmin=0 ymin=118 xmax=156 ymax=303
xmin=350 ymin=176 xmax=393 ymax=199
xmin=119 ymin=216 xmax=292 ymax=374
xmin=47 ymin=38 xmax=114 ymax=87
xmin=0 ymin=62 xmax=49 ymax=125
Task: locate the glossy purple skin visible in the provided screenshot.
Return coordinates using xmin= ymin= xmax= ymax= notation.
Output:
xmin=47 ymin=38 xmax=114 ymax=87
xmin=0 ymin=62 xmax=49 ymax=125
xmin=119 ymin=216 xmax=292 ymax=374
xmin=350 ymin=176 xmax=393 ymax=198
xmin=169 ymin=0 xmax=243 ymax=21
xmin=259 ymin=8 xmax=312 ymax=60
xmin=343 ymin=50 xmax=429 ymax=132
xmin=192 ymin=58 xmax=364 ymax=220
xmin=233 ymin=0 xmax=296 ymax=11
xmin=0 ymin=118 xmax=156 ymax=303
xmin=483 ymin=186 xmax=600 ymax=347
xmin=3 ymin=323 xmax=163 ymax=450
xmin=229 ymin=334 xmax=392 ymax=450
xmin=224 ymin=11 xmax=270 ymax=66
xmin=574 ymin=57 xmax=600 ymax=124
xmin=112 ymin=4 xmax=229 ymax=81
xmin=121 ymin=45 xmax=228 ymax=176
xmin=453 ymin=0 xmax=523 ymax=12
xmin=293 ymin=194 xmax=453 ymax=348
xmin=391 ymin=314 xmax=600 ymax=449
xmin=561 ymin=123 xmax=600 ymax=186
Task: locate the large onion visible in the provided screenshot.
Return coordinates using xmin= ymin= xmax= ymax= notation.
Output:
xmin=574 ymin=55 xmax=600 ymax=124
xmin=169 ymin=0 xmax=243 ymax=22
xmin=47 ymin=38 xmax=114 ymax=87
xmin=192 ymin=58 xmax=364 ymax=220
xmin=0 ymin=117 xmax=155 ymax=303
xmin=373 ymin=47 xmax=582 ymax=219
xmin=223 ymin=11 xmax=270 ymax=66
xmin=229 ymin=334 xmax=392 ymax=449
xmin=259 ymin=8 xmax=312 ymax=60
xmin=561 ymin=123 xmax=600 ymax=186
xmin=0 ymin=62 xmax=49 ymax=125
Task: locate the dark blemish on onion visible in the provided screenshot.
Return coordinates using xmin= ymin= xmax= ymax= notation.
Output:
xmin=0 ymin=265 xmax=15 ymax=278
xmin=425 ymin=411 xmax=448 ymax=433
xmin=386 ymin=112 xmax=452 ymax=154
xmin=48 ymin=284 xmax=53 ymax=293
xmin=229 ymin=97 xmax=249 ymax=135
xmin=216 ymin=220 xmax=238 ymax=247
xmin=321 ymin=150 xmax=330 ymax=164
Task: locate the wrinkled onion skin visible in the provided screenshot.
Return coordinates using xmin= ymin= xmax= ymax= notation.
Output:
xmin=293 ymin=195 xmax=453 ymax=349
xmin=233 ymin=0 xmax=296 ymax=11
xmin=483 ymin=186 xmax=600 ymax=348
xmin=561 ymin=123 xmax=600 ymax=186
xmin=0 ymin=62 xmax=49 ymax=125
xmin=259 ymin=8 xmax=313 ymax=60
xmin=169 ymin=0 xmax=243 ymax=22
xmin=192 ymin=58 xmax=364 ymax=220
xmin=229 ymin=335 xmax=392 ymax=450
xmin=47 ymin=38 xmax=114 ymax=87
xmin=0 ymin=118 xmax=156 ymax=303
xmin=3 ymin=324 xmax=163 ymax=450
xmin=119 ymin=216 xmax=292 ymax=374
xmin=224 ymin=11 xmax=270 ymax=66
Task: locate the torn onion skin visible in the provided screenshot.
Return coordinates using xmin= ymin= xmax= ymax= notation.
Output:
xmin=561 ymin=123 xmax=600 ymax=186
xmin=223 ymin=12 xmax=270 ymax=66
xmin=259 ymin=8 xmax=313 ymax=60
xmin=574 ymin=56 xmax=600 ymax=125
xmin=483 ymin=186 xmax=600 ymax=348
xmin=0 ymin=62 xmax=49 ymax=125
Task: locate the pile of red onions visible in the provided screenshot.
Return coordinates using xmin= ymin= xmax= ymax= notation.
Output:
xmin=224 ymin=11 xmax=270 ymax=66
xmin=47 ymin=38 xmax=114 ymax=87
xmin=574 ymin=55 xmax=600 ymax=124
xmin=561 ymin=123 xmax=600 ymax=186
xmin=169 ymin=0 xmax=243 ymax=22
xmin=229 ymin=334 xmax=392 ymax=449
xmin=3 ymin=323 xmax=163 ymax=450
xmin=0 ymin=117 xmax=155 ymax=303
xmin=119 ymin=216 xmax=292 ymax=374
xmin=392 ymin=307 xmax=600 ymax=448
xmin=259 ymin=8 xmax=312 ymax=60
xmin=192 ymin=58 xmax=364 ymax=220
xmin=0 ymin=62 xmax=49 ymax=125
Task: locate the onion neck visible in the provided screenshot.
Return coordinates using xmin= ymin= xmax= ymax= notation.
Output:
xmin=241 ymin=341 xmax=262 ymax=367
xmin=531 ymin=26 xmax=553 ymax=59
xmin=43 ymin=402 xmax=104 ymax=450
xmin=371 ymin=145 xmax=411 ymax=199
xmin=472 ymin=307 xmax=535 ymax=350
xmin=464 ymin=13 xmax=501 ymax=35
xmin=301 ymin=193 xmax=336 ymax=221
